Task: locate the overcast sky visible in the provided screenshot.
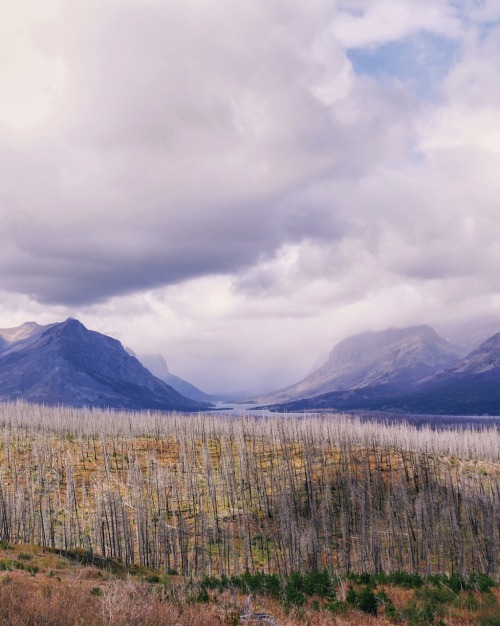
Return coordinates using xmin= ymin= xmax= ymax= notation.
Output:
xmin=1 ymin=0 xmax=500 ymax=394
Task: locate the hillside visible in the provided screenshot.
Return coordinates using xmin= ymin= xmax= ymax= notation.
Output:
xmin=261 ymin=325 xmax=464 ymax=405
xmin=268 ymin=332 xmax=500 ymax=415
xmin=0 ymin=402 xmax=496 ymax=618
xmin=384 ymin=331 xmax=500 ymax=414
xmin=0 ymin=319 xmax=212 ymax=411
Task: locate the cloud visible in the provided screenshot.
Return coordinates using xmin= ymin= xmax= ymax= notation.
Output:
xmin=0 ymin=1 xmax=499 ymax=393
xmin=333 ymin=0 xmax=462 ymax=49
xmin=0 ymin=0 xmax=350 ymax=387
xmin=0 ymin=0 xmax=422 ymax=306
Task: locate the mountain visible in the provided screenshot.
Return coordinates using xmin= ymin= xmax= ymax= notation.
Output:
xmin=136 ymin=353 xmax=214 ymax=402
xmin=385 ymin=331 xmax=500 ymax=414
xmin=0 ymin=319 xmax=213 ymax=411
xmin=267 ymin=332 xmax=500 ymax=416
xmin=261 ymin=325 xmax=464 ymax=405
xmin=0 ymin=322 xmax=52 ymax=355
xmin=435 ymin=314 xmax=500 ymax=353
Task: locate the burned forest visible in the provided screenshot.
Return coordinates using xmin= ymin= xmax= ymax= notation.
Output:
xmin=0 ymin=402 xmax=497 ymax=581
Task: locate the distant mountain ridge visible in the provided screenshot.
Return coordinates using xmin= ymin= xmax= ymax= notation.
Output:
xmin=266 ymin=330 xmax=500 ymax=415
xmin=0 ymin=319 xmax=212 ymax=411
xmin=390 ymin=331 xmax=500 ymax=414
xmin=261 ymin=325 xmax=464 ymax=405
xmin=0 ymin=322 xmax=52 ymax=356
xmin=135 ymin=353 xmax=215 ymax=403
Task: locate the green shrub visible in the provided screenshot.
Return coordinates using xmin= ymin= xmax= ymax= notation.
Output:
xmin=196 ymin=587 xmax=210 ymax=603
xmin=350 ymin=572 xmax=373 ymax=585
xmin=325 ymin=600 xmax=348 ymax=614
xmin=444 ymin=574 xmax=466 ymax=593
xmin=376 ymin=589 xmax=400 ymax=622
xmin=284 ymin=573 xmax=306 ymax=607
xmin=469 ymin=573 xmax=496 ymax=593
xmin=358 ymin=586 xmax=378 ymax=615
xmin=402 ymin=599 xmax=438 ymax=626
xmin=416 ymin=584 xmax=455 ymax=605
xmin=346 ymin=585 xmax=358 ymax=606
xmin=346 ymin=585 xmax=378 ymax=615
xmin=303 ymin=569 xmax=334 ymax=597
xmin=200 ymin=576 xmax=220 ymax=590
xmin=386 ymin=571 xmax=424 ymax=588
xmin=145 ymin=574 xmax=160 ymax=584
xmin=227 ymin=571 xmax=281 ymax=598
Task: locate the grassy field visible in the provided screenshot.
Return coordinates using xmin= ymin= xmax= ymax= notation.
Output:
xmin=0 ymin=402 xmax=497 ymax=624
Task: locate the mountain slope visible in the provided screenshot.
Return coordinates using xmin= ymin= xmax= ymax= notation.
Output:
xmin=0 ymin=322 xmax=54 ymax=356
xmin=389 ymin=331 xmax=500 ymax=414
xmin=0 ymin=319 xmax=212 ymax=411
xmin=262 ymin=325 xmax=464 ymax=404
xmin=269 ymin=332 xmax=500 ymax=415
xmin=137 ymin=353 xmax=214 ymax=402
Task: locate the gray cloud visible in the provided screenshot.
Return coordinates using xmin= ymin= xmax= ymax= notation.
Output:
xmin=0 ymin=0 xmax=421 ymax=306
xmin=1 ymin=1 xmax=500 ymax=393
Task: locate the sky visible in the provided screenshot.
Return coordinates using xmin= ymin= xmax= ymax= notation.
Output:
xmin=1 ymin=0 xmax=500 ymax=395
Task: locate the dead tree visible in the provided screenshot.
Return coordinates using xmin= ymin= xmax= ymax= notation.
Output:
xmin=240 ymin=596 xmax=278 ymax=625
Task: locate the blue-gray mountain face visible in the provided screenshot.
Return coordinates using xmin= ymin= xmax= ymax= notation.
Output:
xmin=0 ymin=319 xmax=213 ymax=411
xmin=266 ymin=326 xmax=500 ymax=415
xmin=261 ymin=326 xmax=465 ymax=405
xmin=386 ymin=331 xmax=500 ymax=415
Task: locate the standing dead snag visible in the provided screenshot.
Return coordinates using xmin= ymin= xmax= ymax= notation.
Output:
xmin=240 ymin=595 xmax=278 ymax=625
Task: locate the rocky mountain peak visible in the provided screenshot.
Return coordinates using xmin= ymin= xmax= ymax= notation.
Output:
xmin=0 ymin=318 xmax=212 ymax=411
xmin=261 ymin=324 xmax=464 ymax=404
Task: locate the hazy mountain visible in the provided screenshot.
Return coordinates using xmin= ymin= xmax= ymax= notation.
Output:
xmin=0 ymin=319 xmax=212 ymax=411
xmin=390 ymin=331 xmax=500 ymax=414
xmin=435 ymin=314 xmax=500 ymax=353
xmin=261 ymin=325 xmax=464 ymax=404
xmin=0 ymin=322 xmax=53 ymax=355
xmin=268 ymin=332 xmax=500 ymax=416
xmin=307 ymin=351 xmax=329 ymax=375
xmin=137 ymin=353 xmax=214 ymax=402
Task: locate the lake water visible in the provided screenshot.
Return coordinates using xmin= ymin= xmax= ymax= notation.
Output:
xmin=211 ymin=401 xmax=277 ymax=416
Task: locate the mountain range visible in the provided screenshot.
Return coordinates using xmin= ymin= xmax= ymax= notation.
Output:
xmin=259 ymin=325 xmax=464 ymax=404
xmin=262 ymin=325 xmax=500 ymax=415
xmin=1 ymin=317 xmax=500 ymax=415
xmin=0 ymin=319 xmax=212 ymax=411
